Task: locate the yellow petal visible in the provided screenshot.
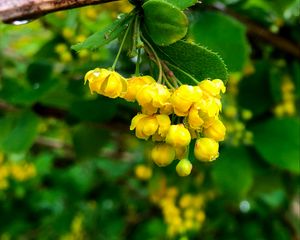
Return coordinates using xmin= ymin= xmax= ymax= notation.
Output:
xmin=156 ymin=114 xmax=171 ymax=136
xmin=130 ymin=114 xmax=147 ymax=130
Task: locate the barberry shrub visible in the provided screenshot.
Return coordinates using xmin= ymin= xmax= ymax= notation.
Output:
xmin=75 ymin=0 xmax=229 ymax=176
xmin=0 ymin=0 xmax=299 ymax=239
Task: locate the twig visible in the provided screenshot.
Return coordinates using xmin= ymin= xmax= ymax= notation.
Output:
xmin=0 ymin=99 xmax=19 ymax=112
xmin=210 ymin=3 xmax=300 ymax=59
xmin=35 ymin=136 xmax=71 ymax=149
xmin=0 ymin=0 xmax=117 ymax=23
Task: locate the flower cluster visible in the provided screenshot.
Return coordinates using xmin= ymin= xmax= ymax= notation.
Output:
xmin=154 ymin=187 xmax=206 ymax=238
xmin=0 ymin=153 xmax=36 ymax=190
xmin=222 ymin=74 xmax=253 ymax=146
xmin=84 ymin=68 xmax=226 ymax=176
xmin=273 ymin=75 xmax=297 ymax=117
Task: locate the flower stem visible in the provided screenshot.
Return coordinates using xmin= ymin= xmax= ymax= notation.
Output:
xmin=135 ymin=48 xmax=141 ymax=76
xmin=165 ymin=62 xmax=199 ymax=85
xmin=111 ymin=18 xmax=134 ymax=71
xmin=140 ymin=32 xmax=163 ymax=83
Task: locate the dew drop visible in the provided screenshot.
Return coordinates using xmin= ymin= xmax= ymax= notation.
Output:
xmin=93 ymin=71 xmax=100 ymax=77
xmin=11 ymin=20 xmax=30 ymax=25
xmin=239 ymin=200 xmax=250 ymax=213
xmin=33 ymin=83 xmax=40 ymax=89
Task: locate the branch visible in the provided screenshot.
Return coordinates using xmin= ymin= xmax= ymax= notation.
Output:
xmin=210 ymin=3 xmax=300 ymax=59
xmin=0 ymin=0 xmax=117 ymax=23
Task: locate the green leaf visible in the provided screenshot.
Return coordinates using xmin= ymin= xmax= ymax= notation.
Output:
xmin=251 ymin=117 xmax=300 ymax=174
xmin=259 ymin=190 xmax=286 ymax=208
xmin=142 ymin=0 xmax=188 ymax=46
xmin=72 ymin=124 xmax=110 ymax=158
xmin=2 ymin=111 xmax=40 ymax=154
xmin=34 ymin=153 xmax=54 ymax=177
xmin=69 ymin=97 xmax=117 ymax=122
xmin=291 ymin=61 xmax=300 ymax=98
xmin=156 ymin=40 xmax=228 ymax=83
xmin=96 ymin=158 xmax=131 ymax=179
xmin=10 ymin=78 xmax=58 ymax=106
xmin=71 ymin=13 xmax=133 ymax=51
xmin=163 ymin=0 xmax=198 ymax=10
xmin=190 ymin=11 xmax=250 ymax=72
xmin=63 ymin=164 xmax=94 ymax=195
xmin=0 ymin=115 xmax=14 ymax=147
xmin=26 ymin=60 xmax=53 ymax=85
xmin=269 ymin=66 xmax=284 ymax=103
xmin=132 ymin=218 xmax=166 ymax=240
xmin=212 ymin=146 xmax=254 ymax=198
xmin=238 ymin=60 xmax=273 ymax=116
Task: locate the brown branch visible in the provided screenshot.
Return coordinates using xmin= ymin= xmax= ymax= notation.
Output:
xmin=210 ymin=4 xmax=300 ymax=59
xmin=0 ymin=0 xmax=117 ymax=23
xmin=0 ymin=99 xmax=19 ymax=112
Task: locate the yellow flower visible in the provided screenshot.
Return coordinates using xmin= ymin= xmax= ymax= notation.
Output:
xmin=84 ymin=68 xmax=127 ymax=98
xmin=10 ymin=163 xmax=36 ymax=181
xmin=122 ymin=75 xmax=155 ymax=102
xmin=196 ymin=96 xmax=222 ymax=118
xmin=166 ymin=124 xmax=191 ymax=148
xmin=198 ymin=79 xmax=226 ymax=97
xmin=224 ymin=105 xmax=238 ymax=118
xmin=188 ymin=105 xmax=204 ymax=130
xmin=151 ymin=143 xmax=176 ymax=167
xmin=176 ymin=159 xmax=192 ymax=177
xmin=212 ymin=79 xmax=226 ymax=93
xmin=84 ymin=68 xmax=111 ymax=93
xmin=160 ymin=102 xmax=173 ymax=115
xmin=62 ymin=27 xmax=74 ymax=39
xmin=283 ymin=101 xmax=296 ymax=116
xmin=194 ymin=138 xmax=219 ymax=162
xmin=0 ymin=179 xmax=9 ymax=190
xmin=179 ymin=194 xmax=192 ymax=208
xmin=170 ymin=85 xmax=202 ymax=116
xmin=136 ymin=83 xmax=171 ymax=114
xmin=130 ymin=113 xmax=171 ymax=140
xmin=203 ymin=118 xmax=226 ymax=141
xmin=135 ymin=164 xmax=152 ymax=180
xmin=99 ymin=71 xmax=127 ymax=98
xmin=195 ymin=211 xmax=206 ymax=222
xmin=0 ymin=166 xmax=9 ymax=179
xmin=54 ymin=43 xmax=67 ymax=53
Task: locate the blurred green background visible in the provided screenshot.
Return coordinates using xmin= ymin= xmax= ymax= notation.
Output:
xmin=0 ymin=0 xmax=299 ymax=239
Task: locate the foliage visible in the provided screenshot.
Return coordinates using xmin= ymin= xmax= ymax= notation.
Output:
xmin=0 ymin=0 xmax=299 ymax=239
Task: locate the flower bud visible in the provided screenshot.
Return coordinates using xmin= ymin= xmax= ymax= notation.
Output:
xmin=151 ymin=143 xmax=176 ymax=167
xmin=194 ymin=138 xmax=219 ymax=162
xmin=135 ymin=164 xmax=152 ymax=180
xmin=203 ymin=119 xmax=226 ymax=141
xmin=176 ymin=159 xmax=192 ymax=177
xmin=166 ymin=124 xmax=191 ymax=148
